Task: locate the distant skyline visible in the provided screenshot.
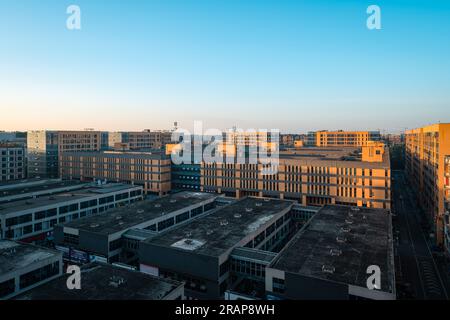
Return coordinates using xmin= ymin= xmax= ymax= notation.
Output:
xmin=1 ymin=0 xmax=449 ymax=133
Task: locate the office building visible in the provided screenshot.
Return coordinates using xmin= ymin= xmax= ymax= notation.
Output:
xmin=266 ymin=205 xmax=395 ymax=300
xmin=0 ymin=179 xmax=88 ymax=204
xmin=53 ymin=192 xmax=218 ymax=264
xmin=443 ymin=156 xmax=450 ymax=254
xmin=405 ymin=123 xmax=450 ymax=247
xmin=0 ymin=240 xmax=63 ymax=300
xmin=60 ymin=150 xmax=171 ymax=195
xmin=27 ymin=130 xmax=103 ymax=179
xmin=0 ymin=144 xmax=26 ymax=182
xmin=201 ymin=144 xmax=391 ymax=210
xmin=108 ymin=131 xmax=173 ymax=150
xmin=307 ymin=131 xmax=381 ymax=147
xmin=139 ymin=197 xmax=298 ymax=299
xmin=0 ymin=182 xmax=143 ymax=243
xmin=16 ymin=262 xmax=184 ymax=300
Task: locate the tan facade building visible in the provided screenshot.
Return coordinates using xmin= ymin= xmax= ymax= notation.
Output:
xmin=108 ymin=131 xmax=173 ymax=150
xmin=27 ymin=130 xmax=104 ymax=179
xmin=60 ymin=151 xmax=171 ymax=195
xmin=201 ymin=145 xmax=391 ymax=209
xmin=445 ymin=156 xmax=450 ymax=253
xmin=307 ymin=130 xmax=381 ymax=147
xmin=405 ymin=123 xmax=450 ymax=247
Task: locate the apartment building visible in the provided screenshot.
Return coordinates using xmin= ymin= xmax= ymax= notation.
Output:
xmin=201 ymin=144 xmax=391 ymax=210
xmin=445 ymin=156 xmax=450 ymax=254
xmin=0 ymin=144 xmax=26 ymax=182
xmin=60 ymin=150 xmax=171 ymax=195
xmin=307 ymin=130 xmax=381 ymax=147
xmin=405 ymin=123 xmax=450 ymax=247
xmin=0 ymin=240 xmax=63 ymax=300
xmin=0 ymin=182 xmax=142 ymax=243
xmin=108 ymin=131 xmax=173 ymax=150
xmin=27 ymin=130 xmax=103 ymax=179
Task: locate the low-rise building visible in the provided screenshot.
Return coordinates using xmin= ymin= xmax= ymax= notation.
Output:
xmin=306 ymin=130 xmax=381 ymax=147
xmin=266 ymin=205 xmax=395 ymax=300
xmin=16 ymin=262 xmax=184 ymax=300
xmin=139 ymin=197 xmax=298 ymax=299
xmin=0 ymin=183 xmax=143 ymax=243
xmin=53 ymin=192 xmax=219 ymax=265
xmin=0 ymin=240 xmax=63 ymax=300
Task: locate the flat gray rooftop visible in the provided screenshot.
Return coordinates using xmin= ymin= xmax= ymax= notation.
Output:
xmin=145 ymin=197 xmax=295 ymax=257
xmin=0 ymin=179 xmax=88 ymax=201
xmin=16 ymin=263 xmax=182 ymax=300
xmin=270 ymin=205 xmax=394 ymax=293
xmin=62 ymin=191 xmax=217 ymax=235
xmin=0 ymin=240 xmax=61 ymax=275
xmin=0 ymin=184 xmax=140 ymax=216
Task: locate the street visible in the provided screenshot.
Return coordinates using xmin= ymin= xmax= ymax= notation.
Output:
xmin=392 ymin=170 xmax=449 ymax=300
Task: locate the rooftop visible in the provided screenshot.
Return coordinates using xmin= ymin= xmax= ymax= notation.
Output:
xmin=0 ymin=183 xmax=141 ymax=216
xmin=62 ymin=191 xmax=217 ymax=235
xmin=270 ymin=205 xmax=394 ymax=293
xmin=62 ymin=150 xmax=168 ymax=159
xmin=0 ymin=240 xmax=61 ymax=275
xmin=145 ymin=197 xmax=295 ymax=257
xmin=0 ymin=179 xmax=88 ymax=202
xmin=16 ymin=262 xmax=182 ymax=300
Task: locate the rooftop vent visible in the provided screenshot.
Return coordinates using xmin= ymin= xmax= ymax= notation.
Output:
xmin=154 ymin=204 xmax=162 ymax=208
xmin=90 ymin=223 xmax=100 ymax=228
xmin=264 ymin=198 xmax=270 ymax=202
xmin=234 ymin=213 xmax=242 ymax=218
xmin=340 ymin=226 xmax=351 ymax=233
xmin=109 ymin=276 xmax=126 ymax=288
xmin=115 ymin=216 xmax=122 ymax=220
xmin=245 ymin=208 xmax=253 ymax=213
xmin=170 ymin=199 xmax=177 ymax=203
xmin=330 ymin=249 xmax=342 ymax=256
xmin=206 ymin=230 xmax=214 ymax=235
xmin=322 ymin=265 xmax=335 ymax=274
xmin=336 ymin=236 xmax=347 ymax=243
xmin=137 ymin=209 xmax=144 ymax=214
xmin=220 ymin=220 xmax=229 ymax=226
xmin=255 ymin=202 xmax=263 ymax=207
xmin=345 ymin=219 xmax=353 ymax=225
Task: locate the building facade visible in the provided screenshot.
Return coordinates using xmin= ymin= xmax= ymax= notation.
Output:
xmin=307 ymin=130 xmax=381 ymax=147
xmin=108 ymin=131 xmax=173 ymax=150
xmin=201 ymin=146 xmax=391 ymax=210
xmin=27 ymin=130 xmax=103 ymax=179
xmin=0 ymin=183 xmax=143 ymax=243
xmin=60 ymin=151 xmax=171 ymax=195
xmin=0 ymin=144 xmax=26 ymax=182
xmin=0 ymin=240 xmax=63 ymax=300
xmin=405 ymin=123 xmax=450 ymax=247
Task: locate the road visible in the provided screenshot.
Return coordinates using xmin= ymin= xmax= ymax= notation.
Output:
xmin=392 ymin=170 xmax=448 ymax=300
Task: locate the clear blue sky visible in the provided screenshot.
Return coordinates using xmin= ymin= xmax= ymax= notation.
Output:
xmin=0 ymin=0 xmax=449 ymax=133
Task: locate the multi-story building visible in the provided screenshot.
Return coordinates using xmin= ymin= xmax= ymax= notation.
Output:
xmin=0 ymin=179 xmax=88 ymax=204
xmin=443 ymin=156 xmax=450 ymax=254
xmin=16 ymin=262 xmax=184 ymax=300
xmin=0 ymin=144 xmax=26 ymax=182
xmin=53 ymin=192 xmax=218 ymax=265
xmin=108 ymin=131 xmax=173 ymax=150
xmin=0 ymin=182 xmax=143 ymax=243
xmin=265 ymin=205 xmax=395 ymax=300
xmin=60 ymin=150 xmax=171 ymax=195
xmin=139 ymin=197 xmax=298 ymax=299
xmin=201 ymin=144 xmax=391 ymax=210
xmin=405 ymin=123 xmax=450 ymax=247
xmin=27 ymin=130 xmax=103 ymax=179
xmin=307 ymin=130 xmax=381 ymax=147
xmin=0 ymin=132 xmax=27 ymax=146
xmin=0 ymin=240 xmax=63 ymax=300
